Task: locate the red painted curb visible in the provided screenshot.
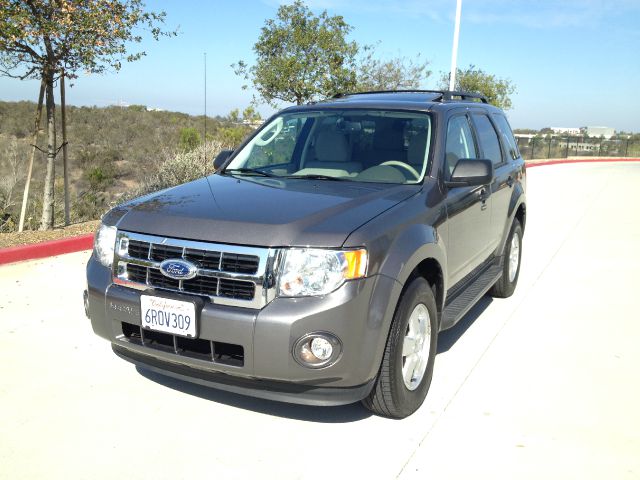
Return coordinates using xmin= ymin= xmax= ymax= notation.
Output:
xmin=0 ymin=233 xmax=94 ymax=266
xmin=526 ymin=158 xmax=640 ymax=168
xmin=1 ymin=158 xmax=638 ymax=266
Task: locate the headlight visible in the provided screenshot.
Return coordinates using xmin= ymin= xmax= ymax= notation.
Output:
xmin=278 ymin=248 xmax=368 ymax=297
xmin=94 ymin=224 xmax=117 ymax=268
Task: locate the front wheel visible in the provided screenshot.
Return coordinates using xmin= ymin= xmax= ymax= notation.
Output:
xmin=490 ymin=219 xmax=523 ymax=298
xmin=362 ymin=277 xmax=438 ymax=419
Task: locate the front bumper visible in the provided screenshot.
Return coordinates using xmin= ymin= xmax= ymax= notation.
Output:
xmin=86 ymin=255 xmax=401 ymax=406
xmin=113 ymin=345 xmax=375 ymax=406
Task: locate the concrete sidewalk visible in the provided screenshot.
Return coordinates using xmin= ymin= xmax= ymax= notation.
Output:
xmin=400 ymin=162 xmax=640 ymax=479
xmin=1 ymin=162 xmax=638 ymax=479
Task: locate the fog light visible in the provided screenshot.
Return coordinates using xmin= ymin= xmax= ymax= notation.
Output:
xmin=311 ymin=337 xmax=333 ymax=360
xmin=293 ymin=332 xmax=342 ymax=368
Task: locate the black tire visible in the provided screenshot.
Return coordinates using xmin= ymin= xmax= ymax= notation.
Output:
xmin=362 ymin=277 xmax=438 ymax=419
xmin=490 ymin=219 xmax=523 ymax=298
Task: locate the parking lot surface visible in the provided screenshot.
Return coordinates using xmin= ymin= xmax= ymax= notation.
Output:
xmin=1 ymin=162 xmax=639 ymax=479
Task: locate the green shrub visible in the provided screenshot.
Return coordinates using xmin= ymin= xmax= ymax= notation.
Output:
xmin=128 ymin=105 xmax=147 ymax=112
xmin=179 ymin=127 xmax=202 ymax=152
xmin=138 ymin=140 xmax=223 ymax=195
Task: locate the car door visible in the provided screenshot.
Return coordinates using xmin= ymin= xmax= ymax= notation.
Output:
xmin=492 ymin=112 xmax=523 ymax=238
xmin=444 ymin=113 xmax=493 ymax=287
xmin=470 ymin=112 xmax=512 ymax=253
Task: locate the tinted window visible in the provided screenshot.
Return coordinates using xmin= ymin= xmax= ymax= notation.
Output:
xmin=472 ymin=114 xmax=503 ymax=165
xmin=493 ymin=114 xmax=519 ymax=160
xmin=445 ymin=115 xmax=477 ymax=175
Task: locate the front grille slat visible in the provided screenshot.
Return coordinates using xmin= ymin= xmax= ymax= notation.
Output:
xmin=127 ymin=240 xmax=149 ymax=259
xmin=183 ymin=276 xmax=218 ymax=296
xmin=184 ymin=248 xmax=221 ymax=270
xmin=121 ymin=322 xmax=244 ymax=366
xmin=221 ymin=253 xmax=259 ymax=274
xmin=219 ymin=278 xmax=255 ymax=300
xmin=150 ymin=244 xmax=183 ymax=262
xmin=126 ymin=263 xmax=148 ymax=283
xmin=122 ymin=235 xmax=263 ymax=304
xmin=148 ymin=268 xmax=180 ymax=290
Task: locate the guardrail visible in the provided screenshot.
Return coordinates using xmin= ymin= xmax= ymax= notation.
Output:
xmin=516 ymin=136 xmax=639 ymax=161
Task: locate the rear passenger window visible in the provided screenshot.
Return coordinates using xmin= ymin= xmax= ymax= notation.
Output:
xmin=493 ymin=114 xmax=520 ymax=160
xmin=445 ymin=115 xmax=477 ymax=176
xmin=472 ymin=114 xmax=503 ymax=166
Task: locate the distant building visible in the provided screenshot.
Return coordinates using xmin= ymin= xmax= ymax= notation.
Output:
xmin=110 ymin=100 xmax=130 ymax=108
xmin=513 ymin=133 xmax=536 ymax=144
xmin=558 ymin=140 xmax=600 ymax=152
xmin=585 ymin=126 xmax=615 ymax=139
xmin=551 ymin=127 xmax=581 ymax=135
xmin=242 ymin=119 xmax=263 ymax=128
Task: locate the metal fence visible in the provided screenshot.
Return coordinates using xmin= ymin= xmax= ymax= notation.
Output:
xmin=515 ymin=136 xmax=640 ymax=161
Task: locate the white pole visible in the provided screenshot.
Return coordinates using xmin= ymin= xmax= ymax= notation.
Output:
xmin=449 ymin=0 xmax=462 ymax=91
xmin=204 ymin=52 xmax=207 ymax=160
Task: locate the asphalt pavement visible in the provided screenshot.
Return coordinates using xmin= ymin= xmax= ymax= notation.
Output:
xmin=1 ymin=162 xmax=638 ymax=479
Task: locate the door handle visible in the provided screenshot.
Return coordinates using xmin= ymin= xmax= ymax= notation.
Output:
xmin=479 ymin=188 xmax=488 ymax=210
xmin=506 ymin=176 xmax=514 ymax=187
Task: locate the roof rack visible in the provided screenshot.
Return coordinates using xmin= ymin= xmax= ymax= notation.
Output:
xmin=436 ymin=90 xmax=489 ymax=103
xmin=331 ymin=89 xmax=489 ymax=104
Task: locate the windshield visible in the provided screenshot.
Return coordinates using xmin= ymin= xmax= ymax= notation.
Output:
xmin=224 ymin=110 xmax=432 ymax=184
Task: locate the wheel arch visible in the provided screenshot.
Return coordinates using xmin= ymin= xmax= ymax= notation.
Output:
xmin=375 ymin=223 xmax=447 ymax=329
xmin=406 ymin=258 xmax=445 ymax=323
xmin=497 ymin=190 xmax=526 ymax=255
xmin=515 ymin=202 xmax=526 ymax=232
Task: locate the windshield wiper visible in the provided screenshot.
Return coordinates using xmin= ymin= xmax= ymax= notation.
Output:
xmin=284 ymin=174 xmax=350 ymax=181
xmin=222 ymin=168 xmax=275 ymax=177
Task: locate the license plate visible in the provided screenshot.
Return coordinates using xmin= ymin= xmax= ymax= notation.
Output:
xmin=140 ymin=295 xmax=197 ymax=338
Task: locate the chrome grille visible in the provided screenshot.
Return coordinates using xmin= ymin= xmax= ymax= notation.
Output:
xmin=113 ymin=231 xmax=277 ymax=309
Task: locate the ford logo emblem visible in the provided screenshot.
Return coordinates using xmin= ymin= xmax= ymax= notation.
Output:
xmin=159 ymin=259 xmax=198 ymax=280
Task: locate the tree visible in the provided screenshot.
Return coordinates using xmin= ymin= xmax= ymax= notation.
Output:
xmin=0 ymin=0 xmax=175 ymax=229
xmin=233 ymin=0 xmax=357 ymax=106
xmin=228 ymin=108 xmax=241 ymax=123
xmin=356 ymin=45 xmax=431 ymax=91
xmin=439 ymin=65 xmax=516 ymax=110
xmin=217 ymin=109 xmax=255 ymax=148
xmin=0 ymin=138 xmax=27 ymax=231
xmin=242 ymin=106 xmax=261 ymax=124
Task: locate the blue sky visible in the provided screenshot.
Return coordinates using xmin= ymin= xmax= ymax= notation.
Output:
xmin=1 ymin=0 xmax=639 ymax=131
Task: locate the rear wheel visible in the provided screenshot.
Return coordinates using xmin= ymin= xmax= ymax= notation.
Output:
xmin=490 ymin=219 xmax=523 ymax=298
xmin=362 ymin=277 xmax=438 ymax=419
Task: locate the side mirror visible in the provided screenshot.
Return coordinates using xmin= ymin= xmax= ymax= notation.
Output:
xmin=213 ymin=149 xmax=233 ymax=170
xmin=445 ymin=159 xmax=494 ymax=188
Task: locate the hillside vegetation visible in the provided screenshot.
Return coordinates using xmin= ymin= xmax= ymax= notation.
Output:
xmin=0 ymin=100 xmax=255 ymax=232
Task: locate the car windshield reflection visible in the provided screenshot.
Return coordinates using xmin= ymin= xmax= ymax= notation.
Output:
xmin=223 ymin=110 xmax=432 ymax=185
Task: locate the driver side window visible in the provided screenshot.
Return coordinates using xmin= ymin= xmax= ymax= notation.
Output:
xmin=445 ymin=115 xmax=478 ymax=176
xmin=245 ymin=117 xmax=307 ymax=170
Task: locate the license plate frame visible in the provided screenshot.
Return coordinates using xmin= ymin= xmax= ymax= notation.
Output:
xmin=140 ymin=294 xmax=199 ymax=338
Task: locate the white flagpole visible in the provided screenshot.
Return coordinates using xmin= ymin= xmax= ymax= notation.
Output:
xmin=449 ymin=0 xmax=462 ymax=91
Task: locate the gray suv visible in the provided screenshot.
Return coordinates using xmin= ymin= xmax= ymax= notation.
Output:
xmin=85 ymin=90 xmax=526 ymax=418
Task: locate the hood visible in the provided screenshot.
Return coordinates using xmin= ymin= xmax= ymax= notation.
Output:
xmin=113 ymin=174 xmax=419 ymax=247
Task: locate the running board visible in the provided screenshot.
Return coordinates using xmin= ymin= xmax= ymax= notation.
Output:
xmin=441 ymin=261 xmax=503 ymax=330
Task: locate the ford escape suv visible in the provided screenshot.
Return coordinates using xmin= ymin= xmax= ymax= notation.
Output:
xmin=85 ymin=90 xmax=526 ymax=418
